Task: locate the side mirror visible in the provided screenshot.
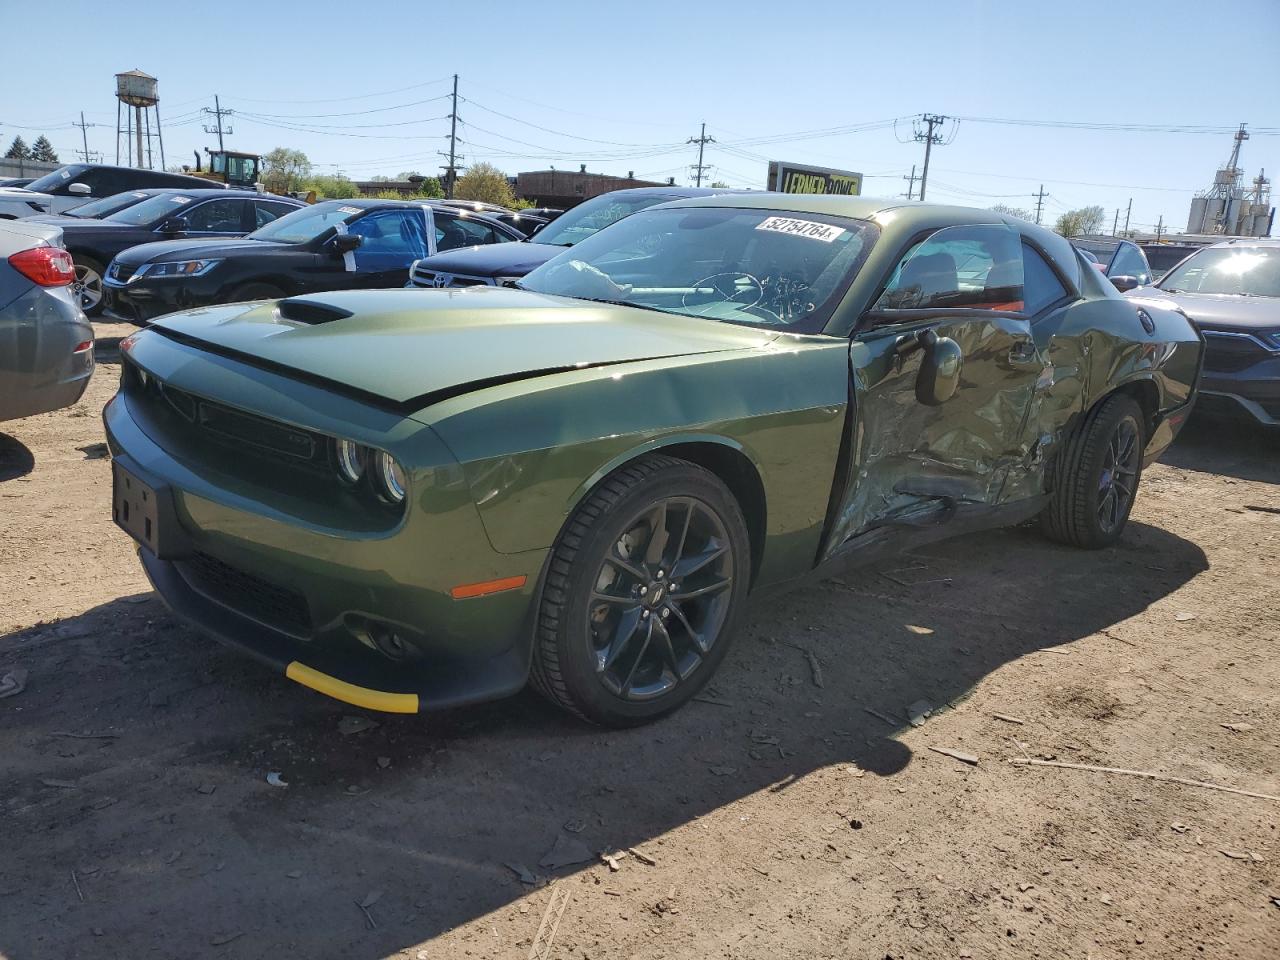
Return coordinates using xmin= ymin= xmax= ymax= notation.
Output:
xmin=1110 ymin=275 xmax=1140 ymax=292
xmin=912 ymin=329 xmax=963 ymax=406
xmin=329 ymin=233 xmax=362 ymax=255
xmin=67 ymin=182 xmax=91 ymax=196
xmin=157 ymin=217 xmax=186 ymax=235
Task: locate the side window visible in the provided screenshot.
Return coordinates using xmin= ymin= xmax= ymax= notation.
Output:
xmin=348 ymin=210 xmax=431 ymax=263
xmin=1110 ymin=244 xmax=1151 ymax=285
xmin=255 ymin=200 xmax=298 ymax=228
xmin=434 ymin=213 xmax=500 ymax=251
xmin=184 ymin=198 xmax=249 ymax=233
xmin=874 ymin=224 xmax=1024 ymax=312
xmin=68 ymin=168 xmax=117 ymax=196
xmin=1021 ymin=242 xmax=1069 ymax=316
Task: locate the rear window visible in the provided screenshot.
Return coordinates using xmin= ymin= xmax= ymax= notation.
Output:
xmin=106 ymin=193 xmax=199 ymax=226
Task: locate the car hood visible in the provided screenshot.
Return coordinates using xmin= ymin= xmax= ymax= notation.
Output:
xmin=147 ymin=286 xmax=776 ymax=408
xmin=1128 ymin=287 xmax=1280 ymax=331
xmin=116 ymin=237 xmax=281 ymax=264
xmin=414 ymin=241 xmax=565 ymax=277
xmin=0 ymin=186 xmax=50 ymax=200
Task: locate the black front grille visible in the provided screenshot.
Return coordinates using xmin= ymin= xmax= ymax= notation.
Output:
xmin=1202 ymin=332 xmax=1272 ymax=373
xmin=125 ymin=362 xmax=325 ymax=469
xmin=449 ymin=277 xmax=488 ymax=288
xmin=179 ymin=551 xmax=312 ymax=635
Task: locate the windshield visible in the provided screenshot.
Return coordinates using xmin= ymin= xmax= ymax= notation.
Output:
xmin=1159 ymin=246 xmax=1280 ymax=297
xmin=1074 ymin=240 xmax=1118 ymax=265
xmin=247 ymin=201 xmax=361 ymax=244
xmin=520 ymin=206 xmax=878 ymax=332
xmin=23 ymin=165 xmax=88 ymax=194
xmin=534 ymin=193 xmax=677 ymax=247
xmin=106 ymin=193 xmax=200 ymax=226
xmin=65 ymin=191 xmax=151 ymax=219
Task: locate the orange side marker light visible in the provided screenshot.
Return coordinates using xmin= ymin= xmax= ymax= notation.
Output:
xmin=450 ymin=575 xmax=527 ymax=600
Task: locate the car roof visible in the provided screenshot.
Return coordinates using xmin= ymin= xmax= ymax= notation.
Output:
xmin=139 ymin=188 xmax=298 ymax=200
xmin=1207 ymin=237 xmax=1280 ymax=248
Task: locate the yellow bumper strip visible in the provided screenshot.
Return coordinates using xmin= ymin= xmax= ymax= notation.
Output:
xmin=285 ymin=661 xmax=419 ymax=714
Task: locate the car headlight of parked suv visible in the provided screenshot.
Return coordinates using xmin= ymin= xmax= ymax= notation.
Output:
xmin=134 ymin=259 xmax=223 ymax=281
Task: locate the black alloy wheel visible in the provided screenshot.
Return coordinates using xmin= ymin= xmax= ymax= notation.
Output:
xmin=1041 ymin=393 xmax=1146 ymax=549
xmin=531 ymin=455 xmax=750 ymax=726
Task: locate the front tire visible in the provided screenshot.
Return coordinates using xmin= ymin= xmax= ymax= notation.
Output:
xmin=1041 ymin=394 xmax=1145 ymax=549
xmin=530 ymin=455 xmax=751 ymax=726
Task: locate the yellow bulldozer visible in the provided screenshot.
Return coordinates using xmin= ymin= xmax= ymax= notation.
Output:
xmin=186 ymin=149 xmax=263 ymax=189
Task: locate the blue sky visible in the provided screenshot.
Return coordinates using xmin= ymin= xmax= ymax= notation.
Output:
xmin=2 ymin=0 xmax=1276 ymax=233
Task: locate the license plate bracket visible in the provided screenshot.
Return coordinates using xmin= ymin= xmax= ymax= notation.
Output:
xmin=113 ymin=462 xmax=165 ymax=556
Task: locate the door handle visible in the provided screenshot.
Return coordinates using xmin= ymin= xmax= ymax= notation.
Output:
xmin=1007 ymin=340 xmax=1038 ymax=364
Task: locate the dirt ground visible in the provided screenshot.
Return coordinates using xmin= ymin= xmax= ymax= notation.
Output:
xmin=1 ymin=324 xmax=1278 ymax=960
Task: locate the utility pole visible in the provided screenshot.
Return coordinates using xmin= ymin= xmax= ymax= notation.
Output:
xmin=202 ymin=95 xmax=233 ymax=152
xmin=440 ymin=74 xmax=460 ymax=198
xmin=902 ymin=164 xmax=920 ymax=200
xmin=913 ymin=114 xmax=948 ymax=202
xmin=73 ymin=112 xmax=99 ymax=163
xmin=1156 ymin=215 xmax=1164 ymax=242
xmin=1112 ymin=208 xmax=1120 ymax=237
xmin=1122 ymin=198 xmax=1132 ymax=236
xmin=1033 ymin=184 xmax=1047 ymax=225
xmin=687 ymin=122 xmax=715 ymax=187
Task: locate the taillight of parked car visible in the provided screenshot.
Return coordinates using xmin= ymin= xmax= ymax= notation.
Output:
xmin=8 ymin=245 xmax=76 ymax=287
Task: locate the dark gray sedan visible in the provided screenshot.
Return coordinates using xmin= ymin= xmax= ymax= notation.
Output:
xmin=1128 ymin=238 xmax=1280 ymax=429
xmin=0 ymin=219 xmax=94 ymax=422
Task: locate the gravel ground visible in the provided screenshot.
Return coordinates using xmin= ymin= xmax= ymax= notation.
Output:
xmin=1 ymin=327 xmax=1277 ymax=960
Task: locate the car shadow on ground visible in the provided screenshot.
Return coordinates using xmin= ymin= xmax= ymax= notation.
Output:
xmin=0 ymin=515 xmax=1208 ymax=959
xmin=0 ymin=431 xmax=34 ymax=482
xmin=1160 ymin=412 xmax=1280 ymax=483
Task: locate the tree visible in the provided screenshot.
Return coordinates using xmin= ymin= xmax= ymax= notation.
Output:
xmin=300 ymin=174 xmax=361 ymax=199
xmin=1053 ymin=205 xmax=1106 ymax=237
xmin=261 ymin=147 xmax=312 ymax=194
xmin=990 ymin=203 xmax=1033 ymax=222
xmin=30 ymin=136 xmax=58 ymax=163
xmin=4 ymin=136 xmax=31 ymax=160
xmin=408 ymin=176 xmax=443 ymax=199
xmin=453 ymin=162 xmax=517 ymax=207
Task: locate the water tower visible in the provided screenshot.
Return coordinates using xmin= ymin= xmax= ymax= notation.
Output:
xmin=115 ymin=69 xmax=165 ymax=170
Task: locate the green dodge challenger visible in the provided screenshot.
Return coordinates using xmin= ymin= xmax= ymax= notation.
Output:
xmin=105 ymin=194 xmax=1202 ymax=725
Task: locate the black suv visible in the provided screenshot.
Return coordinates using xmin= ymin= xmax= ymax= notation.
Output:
xmin=31 ymin=189 xmax=304 ymax=315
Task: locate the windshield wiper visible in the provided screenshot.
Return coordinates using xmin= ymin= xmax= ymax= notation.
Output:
xmin=572 ymin=296 xmax=679 ymax=316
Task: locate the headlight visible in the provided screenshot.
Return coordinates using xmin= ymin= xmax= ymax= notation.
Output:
xmin=134 ymin=259 xmax=222 ymax=281
xmin=374 ymin=451 xmax=407 ymax=504
xmin=333 ymin=438 xmax=368 ymax=484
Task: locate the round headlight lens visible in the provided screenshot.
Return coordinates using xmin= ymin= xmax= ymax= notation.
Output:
xmin=375 ymin=451 xmax=407 ymax=503
xmin=334 ymin=439 xmax=367 ymax=484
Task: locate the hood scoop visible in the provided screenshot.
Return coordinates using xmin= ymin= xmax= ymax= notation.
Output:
xmin=276 ymin=298 xmax=353 ymax=326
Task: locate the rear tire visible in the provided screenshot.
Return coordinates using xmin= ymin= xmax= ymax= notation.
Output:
xmin=1041 ymin=394 xmax=1145 ymax=549
xmin=72 ymin=255 xmax=105 ymax=316
xmin=530 ymin=455 xmax=751 ymax=726
xmin=228 ymin=282 xmax=285 ymax=303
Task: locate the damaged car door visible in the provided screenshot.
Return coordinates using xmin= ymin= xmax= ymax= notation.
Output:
xmin=830 ymin=222 xmax=1043 ymax=546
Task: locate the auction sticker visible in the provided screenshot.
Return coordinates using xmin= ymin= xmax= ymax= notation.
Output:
xmin=338 ymin=206 xmax=362 ymax=215
xmin=755 ymin=216 xmax=846 ymax=242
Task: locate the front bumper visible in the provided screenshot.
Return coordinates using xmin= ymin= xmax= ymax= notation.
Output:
xmin=0 ymin=285 xmax=93 ymax=423
xmin=102 ymin=273 xmax=221 ymax=325
xmin=1199 ymin=339 xmax=1280 ymax=427
xmin=103 ymin=341 xmax=548 ymax=713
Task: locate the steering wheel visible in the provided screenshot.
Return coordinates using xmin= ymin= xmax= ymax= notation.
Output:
xmin=682 ymin=272 xmax=764 ymax=311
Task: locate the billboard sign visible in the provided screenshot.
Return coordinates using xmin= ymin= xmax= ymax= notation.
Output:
xmin=767 ymin=161 xmax=862 ymax=196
